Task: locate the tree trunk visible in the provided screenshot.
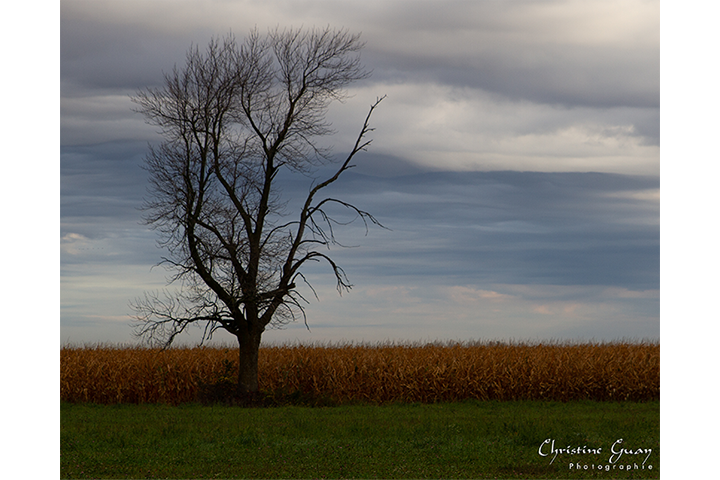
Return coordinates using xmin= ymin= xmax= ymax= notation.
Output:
xmin=236 ymin=328 xmax=262 ymax=394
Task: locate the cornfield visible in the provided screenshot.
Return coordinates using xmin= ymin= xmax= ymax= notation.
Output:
xmin=60 ymin=341 xmax=659 ymax=404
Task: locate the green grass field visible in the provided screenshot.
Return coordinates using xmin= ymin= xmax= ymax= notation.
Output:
xmin=61 ymin=400 xmax=659 ymax=479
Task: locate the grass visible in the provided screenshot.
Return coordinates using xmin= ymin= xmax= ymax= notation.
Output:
xmin=61 ymin=400 xmax=659 ymax=479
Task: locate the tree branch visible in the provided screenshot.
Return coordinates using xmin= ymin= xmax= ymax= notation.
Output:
xmin=131 ymin=28 xmax=383 ymax=353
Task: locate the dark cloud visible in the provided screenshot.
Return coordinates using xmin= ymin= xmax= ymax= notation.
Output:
xmin=366 ymin=46 xmax=658 ymax=110
xmin=60 ymin=163 xmax=660 ymax=343
xmin=61 ymin=6 xmax=205 ymax=92
xmin=308 ymin=170 xmax=659 ymax=289
xmin=61 ymin=141 xmax=147 ymax=218
xmin=59 ymin=0 xmax=659 ymax=344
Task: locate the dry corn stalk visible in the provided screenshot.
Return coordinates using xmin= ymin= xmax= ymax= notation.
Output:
xmin=61 ymin=341 xmax=659 ymax=404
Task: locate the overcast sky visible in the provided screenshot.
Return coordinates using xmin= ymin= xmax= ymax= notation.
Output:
xmin=60 ymin=0 xmax=660 ymax=346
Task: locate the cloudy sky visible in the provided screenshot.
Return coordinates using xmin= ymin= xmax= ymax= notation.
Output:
xmin=60 ymin=0 xmax=660 ymax=346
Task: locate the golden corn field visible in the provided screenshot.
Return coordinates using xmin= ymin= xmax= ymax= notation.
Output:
xmin=60 ymin=341 xmax=659 ymax=404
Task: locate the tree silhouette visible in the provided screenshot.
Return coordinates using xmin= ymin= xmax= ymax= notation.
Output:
xmin=131 ymin=27 xmax=384 ymax=393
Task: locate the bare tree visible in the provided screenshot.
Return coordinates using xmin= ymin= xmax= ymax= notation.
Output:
xmin=131 ymin=27 xmax=384 ymax=394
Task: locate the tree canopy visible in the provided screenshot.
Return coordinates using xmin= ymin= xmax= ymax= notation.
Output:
xmin=130 ymin=27 xmax=384 ymax=393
